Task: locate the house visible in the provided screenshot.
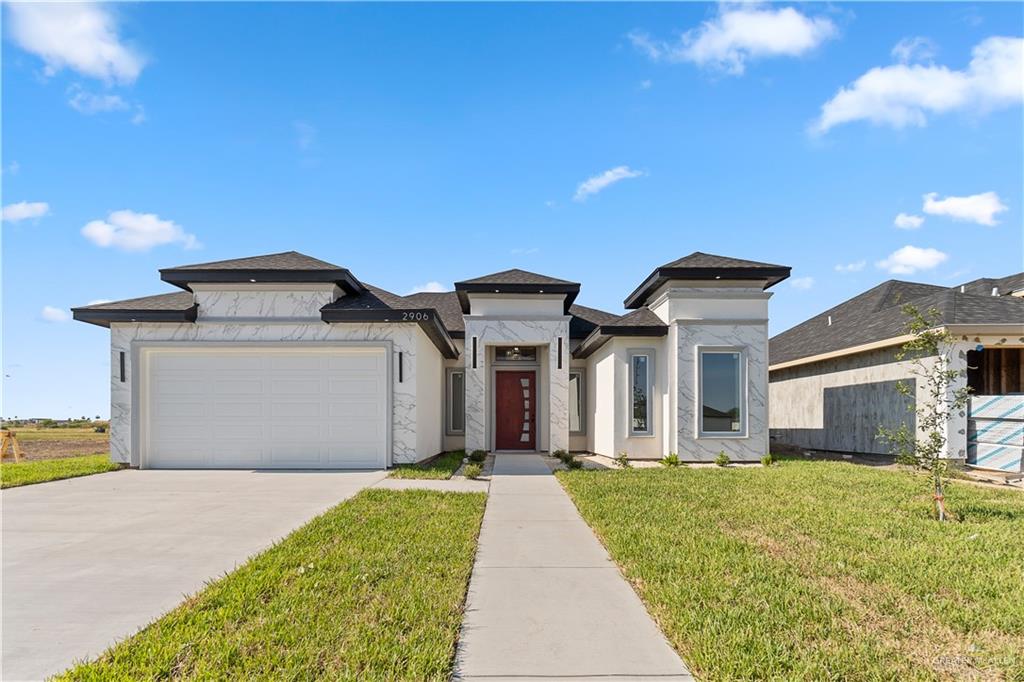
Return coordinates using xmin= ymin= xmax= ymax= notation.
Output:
xmin=73 ymin=251 xmax=790 ymax=469
xmin=768 ymin=273 xmax=1024 ymax=474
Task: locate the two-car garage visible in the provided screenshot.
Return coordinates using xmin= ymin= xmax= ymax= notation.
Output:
xmin=138 ymin=346 xmax=389 ymax=469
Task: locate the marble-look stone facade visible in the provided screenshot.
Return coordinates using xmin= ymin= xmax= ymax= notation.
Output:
xmin=463 ymin=318 xmax=570 ymax=453
xmin=677 ymin=322 xmax=769 ymax=461
xmin=109 ymin=321 xmax=420 ymax=466
xmin=194 ymin=288 xmax=337 ymax=320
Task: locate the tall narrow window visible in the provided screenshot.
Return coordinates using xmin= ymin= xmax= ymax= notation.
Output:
xmin=699 ymin=350 xmax=744 ymax=436
xmin=629 ymin=351 xmax=652 ymax=436
xmin=447 ymin=369 xmax=465 ymax=434
xmin=569 ymin=369 xmax=585 ymax=435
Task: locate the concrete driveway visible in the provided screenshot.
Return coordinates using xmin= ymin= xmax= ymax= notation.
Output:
xmin=1 ymin=468 xmax=385 ymax=681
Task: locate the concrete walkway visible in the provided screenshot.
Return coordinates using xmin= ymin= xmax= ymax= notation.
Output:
xmin=2 ymin=469 xmax=384 ymax=681
xmin=454 ymin=454 xmax=692 ymax=681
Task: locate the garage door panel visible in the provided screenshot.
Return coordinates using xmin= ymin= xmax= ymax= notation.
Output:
xmin=144 ymin=347 xmax=388 ymax=469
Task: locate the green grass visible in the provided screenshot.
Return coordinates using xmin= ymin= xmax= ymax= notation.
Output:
xmin=58 ymin=489 xmax=486 ymax=681
xmin=557 ymin=460 xmax=1024 ymax=681
xmin=1 ymin=454 xmax=120 ymax=489
xmin=389 ymin=450 xmax=465 ymax=479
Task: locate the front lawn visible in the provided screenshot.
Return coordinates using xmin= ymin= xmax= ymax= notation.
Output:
xmin=58 ymin=489 xmax=486 ymax=681
xmin=1 ymin=454 xmax=121 ymax=489
xmin=390 ymin=450 xmax=465 ymax=479
xmin=558 ymin=460 xmax=1024 ymax=681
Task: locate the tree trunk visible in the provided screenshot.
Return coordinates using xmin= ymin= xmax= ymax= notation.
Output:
xmin=934 ymin=474 xmax=946 ymax=522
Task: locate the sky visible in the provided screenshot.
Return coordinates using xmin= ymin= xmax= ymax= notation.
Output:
xmin=2 ymin=1 xmax=1022 ymax=419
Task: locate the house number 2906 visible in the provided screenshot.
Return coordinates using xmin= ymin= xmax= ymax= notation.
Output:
xmin=402 ymin=312 xmax=429 ymax=321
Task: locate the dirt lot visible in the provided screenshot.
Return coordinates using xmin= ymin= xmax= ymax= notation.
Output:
xmin=4 ymin=427 xmax=109 ymax=462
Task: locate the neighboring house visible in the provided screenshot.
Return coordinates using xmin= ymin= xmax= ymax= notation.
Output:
xmin=768 ymin=273 xmax=1024 ymax=473
xmin=73 ymin=251 xmax=789 ymax=469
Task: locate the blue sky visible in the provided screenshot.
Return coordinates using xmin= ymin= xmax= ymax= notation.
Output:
xmin=3 ymin=2 xmax=1022 ymax=418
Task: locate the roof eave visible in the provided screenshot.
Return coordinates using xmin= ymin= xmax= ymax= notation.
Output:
xmin=160 ymin=268 xmax=365 ymax=295
xmin=452 ymin=283 xmax=580 ymax=314
xmin=71 ymin=304 xmax=199 ymax=328
xmin=572 ymin=323 xmax=668 ymax=359
xmin=624 ymin=266 xmax=792 ymax=309
xmin=320 ymin=307 xmax=459 ymax=359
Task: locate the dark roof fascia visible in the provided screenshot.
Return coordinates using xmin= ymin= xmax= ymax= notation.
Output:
xmin=320 ymin=307 xmax=459 ymax=359
xmin=160 ymin=268 xmax=365 ymax=295
xmin=453 ymin=282 xmax=580 ymax=314
xmin=72 ymin=305 xmax=199 ymax=328
xmin=623 ymin=266 xmax=792 ymax=309
xmin=572 ymin=323 xmax=668 ymax=359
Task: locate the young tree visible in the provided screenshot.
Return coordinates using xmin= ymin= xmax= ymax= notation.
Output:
xmin=878 ymin=304 xmax=972 ymax=521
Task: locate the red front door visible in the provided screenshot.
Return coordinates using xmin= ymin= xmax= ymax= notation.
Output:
xmin=495 ymin=371 xmax=536 ymax=450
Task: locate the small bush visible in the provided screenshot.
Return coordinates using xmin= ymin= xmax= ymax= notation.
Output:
xmin=661 ymin=452 xmax=681 ymax=467
xmin=715 ymin=452 xmax=730 ymax=467
xmin=552 ymin=449 xmax=573 ymax=464
xmin=565 ymin=457 xmax=583 ymax=470
xmin=615 ymin=451 xmax=631 ymax=469
xmin=93 ymin=425 xmax=107 ymax=433
xmin=761 ymin=454 xmax=774 ymax=467
xmin=469 ymin=449 xmax=487 ymax=463
xmin=463 ymin=463 xmax=483 ymax=479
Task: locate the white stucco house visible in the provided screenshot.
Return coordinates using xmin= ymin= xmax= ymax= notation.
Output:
xmin=73 ymin=251 xmax=790 ymax=469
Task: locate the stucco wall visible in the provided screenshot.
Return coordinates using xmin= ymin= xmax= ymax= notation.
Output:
xmin=768 ymin=346 xmax=931 ymax=455
xmin=415 ymin=327 xmax=444 ymax=459
xmin=585 ymin=336 xmax=668 ymax=459
xmin=108 ymin=320 xmax=429 ymax=466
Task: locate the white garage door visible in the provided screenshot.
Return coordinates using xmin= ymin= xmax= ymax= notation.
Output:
xmin=142 ymin=346 xmax=388 ymax=469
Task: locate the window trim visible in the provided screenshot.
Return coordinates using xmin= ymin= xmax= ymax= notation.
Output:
xmin=627 ymin=348 xmax=655 ymax=437
xmin=697 ymin=346 xmax=748 ymax=439
xmin=446 ymin=367 xmax=466 ymax=435
xmin=569 ymin=368 xmax=586 ymax=436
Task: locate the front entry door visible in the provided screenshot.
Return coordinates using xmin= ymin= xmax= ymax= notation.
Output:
xmin=495 ymin=371 xmax=536 ymax=450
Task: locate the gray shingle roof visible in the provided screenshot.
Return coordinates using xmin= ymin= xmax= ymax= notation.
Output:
xmin=659 ymin=252 xmax=789 ymax=270
xmin=456 ymin=269 xmax=577 ymax=286
xmin=770 ymin=276 xmax=1024 ymax=366
xmin=165 ymin=251 xmax=343 ymax=271
xmin=74 ymin=292 xmax=195 ymax=311
xmin=624 ymin=251 xmax=791 ymax=308
xmin=957 ymin=273 xmax=1024 ymax=297
xmin=573 ymin=307 xmax=668 ymax=359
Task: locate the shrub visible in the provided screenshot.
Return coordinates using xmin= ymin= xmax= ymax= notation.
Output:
xmin=615 ymin=451 xmax=631 ymax=469
xmin=565 ymin=457 xmax=582 ymax=470
xmin=93 ymin=425 xmax=107 ymax=433
xmin=469 ymin=449 xmax=487 ymax=463
xmin=552 ymin=449 xmax=573 ymax=463
xmin=761 ymin=454 xmax=774 ymax=467
xmin=715 ymin=452 xmax=730 ymax=467
xmin=661 ymin=452 xmax=681 ymax=467
xmin=463 ymin=463 xmax=483 ymax=479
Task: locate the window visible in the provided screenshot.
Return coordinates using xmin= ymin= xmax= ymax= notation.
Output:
xmin=699 ymin=350 xmax=745 ymax=436
xmin=569 ymin=369 xmax=585 ymax=435
xmin=494 ymin=346 xmax=537 ymax=362
xmin=447 ymin=369 xmax=465 ymax=434
xmin=629 ymin=351 xmax=653 ymax=436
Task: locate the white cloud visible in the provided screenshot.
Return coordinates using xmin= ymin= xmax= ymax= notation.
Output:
xmin=2 ymin=201 xmax=50 ymax=222
xmin=893 ymin=212 xmax=925 ymax=229
xmin=813 ymin=36 xmax=1024 ymax=134
xmin=6 ymin=2 xmax=145 ymax=84
xmin=835 ymin=260 xmax=866 ymax=273
xmin=294 ymin=121 xmax=317 ymax=150
xmin=405 ymin=281 xmax=447 ymax=295
xmin=573 ymin=166 xmax=644 ymax=202
xmin=876 ymin=245 xmax=948 ymax=275
xmin=639 ymin=79 xmax=653 ymax=90
xmin=40 ymin=306 xmax=69 ymax=323
xmin=892 ymin=37 xmax=938 ymax=64
xmin=922 ymin=191 xmax=1007 ymax=226
xmin=628 ymin=6 xmax=836 ymax=75
xmin=790 ymin=276 xmax=815 ymax=290
xmin=67 ymin=86 xmax=129 ymax=114
xmin=81 ymin=210 xmax=200 ymax=252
